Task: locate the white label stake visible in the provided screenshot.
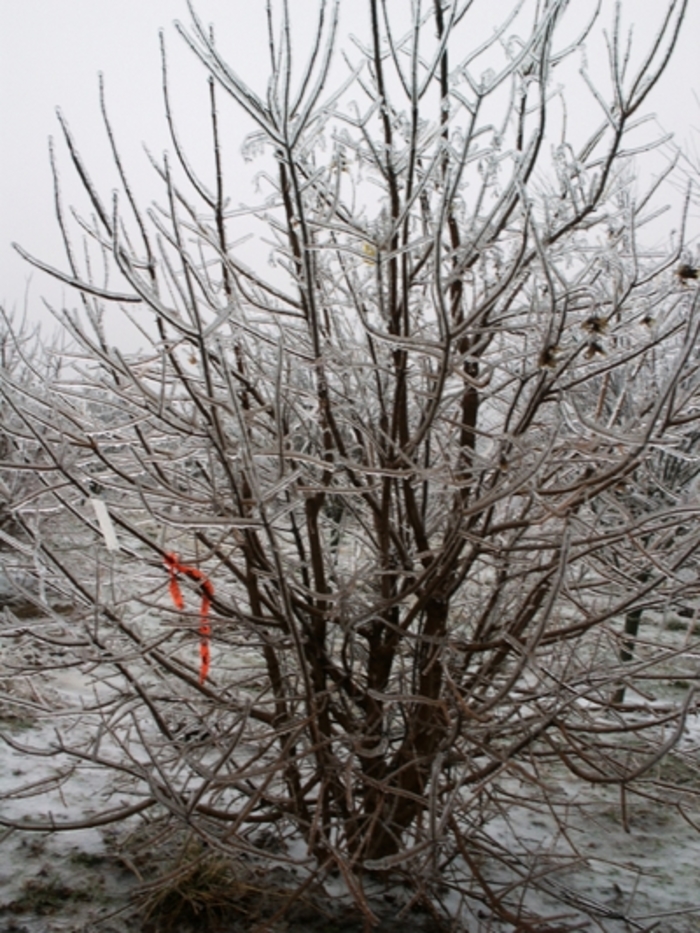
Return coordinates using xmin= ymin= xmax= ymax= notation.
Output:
xmin=90 ymin=498 xmax=120 ymax=551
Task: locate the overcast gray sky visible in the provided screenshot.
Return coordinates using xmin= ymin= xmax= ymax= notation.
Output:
xmin=1 ymin=0 xmax=698 ymax=334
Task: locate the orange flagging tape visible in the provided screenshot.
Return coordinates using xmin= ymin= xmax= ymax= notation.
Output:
xmin=164 ymin=553 xmax=214 ymax=683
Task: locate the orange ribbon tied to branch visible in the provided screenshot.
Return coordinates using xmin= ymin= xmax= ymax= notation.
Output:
xmin=164 ymin=553 xmax=214 ymax=684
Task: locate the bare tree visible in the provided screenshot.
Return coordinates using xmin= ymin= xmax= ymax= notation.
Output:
xmin=2 ymin=1 xmax=699 ymax=926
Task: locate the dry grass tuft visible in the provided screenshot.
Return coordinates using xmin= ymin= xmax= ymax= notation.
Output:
xmin=135 ymin=840 xmax=301 ymax=932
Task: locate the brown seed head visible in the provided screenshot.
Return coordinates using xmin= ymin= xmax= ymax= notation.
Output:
xmin=677 ymin=264 xmax=698 ymax=282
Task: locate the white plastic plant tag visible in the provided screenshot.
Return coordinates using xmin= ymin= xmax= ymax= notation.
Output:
xmin=90 ymin=498 xmax=120 ymax=551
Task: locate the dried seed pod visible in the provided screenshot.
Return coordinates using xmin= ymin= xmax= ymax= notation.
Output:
xmin=676 ymin=264 xmax=698 ymax=282
xmin=584 ymin=341 xmax=606 ymax=359
xmin=582 ymin=315 xmax=608 ymax=334
xmin=538 ymin=344 xmax=559 ymax=368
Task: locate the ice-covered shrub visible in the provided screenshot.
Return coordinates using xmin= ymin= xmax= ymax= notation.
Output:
xmin=2 ymin=1 xmax=699 ymax=926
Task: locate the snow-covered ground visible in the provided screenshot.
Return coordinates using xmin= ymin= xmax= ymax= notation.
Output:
xmin=1 ymin=603 xmax=699 ymax=932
